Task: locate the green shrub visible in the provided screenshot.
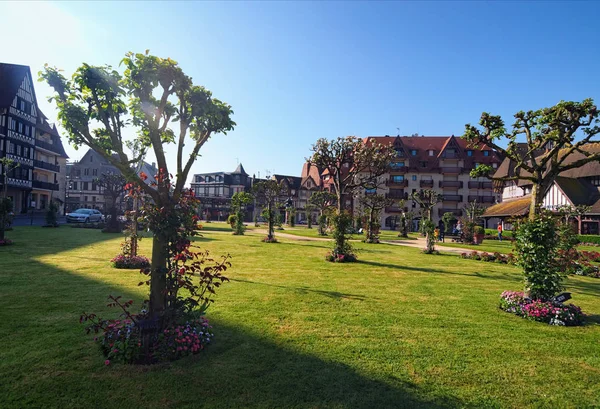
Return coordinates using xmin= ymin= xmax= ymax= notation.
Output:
xmin=227 ymin=214 xmax=237 ymax=229
xmin=578 ymin=235 xmax=600 ymax=245
xmin=514 ymin=212 xmax=563 ymax=301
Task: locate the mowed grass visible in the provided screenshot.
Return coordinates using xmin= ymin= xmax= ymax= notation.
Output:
xmin=439 ymin=240 xmax=515 ymax=254
xmin=1 ymin=227 xmax=599 ymax=408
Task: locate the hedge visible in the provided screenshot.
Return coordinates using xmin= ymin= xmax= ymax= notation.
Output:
xmin=578 ymin=235 xmax=600 ymax=245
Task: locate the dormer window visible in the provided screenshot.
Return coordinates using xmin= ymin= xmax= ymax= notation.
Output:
xmin=484 ymin=151 xmax=490 ymax=156
xmin=395 ymin=149 xmax=404 ymax=157
xmin=467 ymin=150 xmax=473 ymax=157
xmin=492 ymin=163 xmax=498 ymax=169
xmin=411 ymin=150 xmax=417 ymax=156
xmin=391 ymin=161 xmax=405 ymax=169
xmin=428 ymin=150 xmax=434 ymax=156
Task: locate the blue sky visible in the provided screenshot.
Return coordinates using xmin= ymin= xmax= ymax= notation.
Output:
xmin=2 ymin=1 xmax=599 ymax=182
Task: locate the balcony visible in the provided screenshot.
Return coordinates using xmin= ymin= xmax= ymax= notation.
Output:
xmin=468 ymin=195 xmax=496 ymax=204
xmin=439 ymin=208 xmax=462 ymax=217
xmin=35 ymin=139 xmax=62 ymax=154
xmin=439 ymin=180 xmax=463 ymax=188
xmin=385 ymin=206 xmax=407 ymax=213
xmin=468 ymin=181 xmax=494 ymax=189
xmin=442 ymin=194 xmax=463 ymax=202
xmin=389 ymin=165 xmax=408 ymax=173
xmin=386 ymin=191 xmax=407 ymax=200
xmin=34 ymin=159 xmax=60 ymax=172
xmin=32 ymin=180 xmax=59 ymax=191
xmin=420 ymin=180 xmax=434 ymax=188
xmin=440 ymin=167 xmax=462 ymax=175
xmin=386 ymin=179 xmax=408 ymax=188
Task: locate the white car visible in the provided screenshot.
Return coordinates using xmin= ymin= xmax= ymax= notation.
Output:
xmin=66 ymin=209 xmax=103 ymax=223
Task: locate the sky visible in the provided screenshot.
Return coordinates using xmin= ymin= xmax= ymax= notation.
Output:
xmin=2 ymin=1 xmax=599 ymax=184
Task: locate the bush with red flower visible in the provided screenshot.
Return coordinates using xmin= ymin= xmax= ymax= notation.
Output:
xmin=499 ymin=291 xmax=585 ymax=326
xmin=111 ymin=254 xmax=150 ymax=269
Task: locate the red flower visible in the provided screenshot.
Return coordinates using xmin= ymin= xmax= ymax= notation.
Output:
xmin=104 ymin=360 xmax=111 ymax=366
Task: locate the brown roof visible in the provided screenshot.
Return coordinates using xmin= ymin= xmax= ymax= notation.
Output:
xmin=483 ymin=196 xmax=531 ymax=218
xmin=365 ymin=135 xmax=502 ymax=172
xmin=301 ymin=162 xmax=322 ymax=188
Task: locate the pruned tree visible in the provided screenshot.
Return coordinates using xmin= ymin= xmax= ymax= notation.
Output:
xmin=308 ymin=136 xmax=396 ymax=256
xmin=41 ymin=51 xmax=235 ymax=320
xmin=304 ymin=204 xmax=316 ymax=229
xmin=96 ymin=172 xmax=127 ymax=232
xmin=441 ymin=212 xmax=455 ymax=234
xmin=464 ymin=99 xmax=600 ymax=220
xmin=253 ymin=180 xmax=283 ymax=241
xmin=411 ymin=189 xmax=442 ymax=253
xmin=359 ymin=193 xmax=394 ymax=243
xmin=230 ymin=191 xmax=253 ymax=235
xmin=0 ymin=158 xmax=19 ymax=241
xmin=308 ymin=191 xmax=336 ymax=235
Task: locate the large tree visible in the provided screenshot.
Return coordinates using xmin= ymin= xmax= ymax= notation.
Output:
xmin=359 ymin=193 xmax=394 ymax=243
xmin=464 ymin=99 xmax=600 ymax=220
xmin=308 ymin=190 xmax=336 ymax=235
xmin=411 ymin=189 xmax=442 ymax=253
xmin=308 ymin=136 xmax=396 ymax=256
xmin=253 ymin=180 xmax=284 ymax=241
xmin=41 ymin=52 xmax=235 ymax=320
xmin=96 ymin=172 xmax=127 ymax=232
xmin=230 ymin=191 xmax=253 ymax=235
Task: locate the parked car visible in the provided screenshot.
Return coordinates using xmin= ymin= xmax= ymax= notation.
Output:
xmin=66 ymin=208 xmax=103 ymax=223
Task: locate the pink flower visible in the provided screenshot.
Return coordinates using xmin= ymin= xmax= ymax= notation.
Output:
xmin=105 ymin=360 xmax=110 ymax=366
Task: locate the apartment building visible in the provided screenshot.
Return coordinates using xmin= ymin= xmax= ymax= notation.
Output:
xmin=0 ymin=63 xmax=68 ymax=214
xmin=358 ymin=135 xmax=503 ymax=229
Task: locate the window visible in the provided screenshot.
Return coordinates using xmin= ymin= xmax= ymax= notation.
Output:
xmin=411 ymin=149 xmax=417 ymax=156
xmin=412 ymin=175 xmax=417 ymax=181
xmin=18 ymin=122 xmax=23 ymax=133
xmin=84 ymin=169 xmax=90 ymax=176
xmin=8 ymin=117 xmax=16 ymax=130
xmin=467 ymin=150 xmax=473 ymax=157
xmin=92 ymin=169 xmax=98 ymax=176
xmin=395 ymin=149 xmax=404 ymax=157
xmin=91 ymin=182 xmax=97 ymax=191
xmin=23 ymin=147 xmax=29 ymax=158
xmin=474 ymin=163 xmax=480 ymax=168
xmin=20 ymin=100 xmax=26 ymax=111
xmin=84 ymin=196 xmax=88 ymax=202
xmin=365 ymin=188 xmax=376 ymax=194
xmin=492 ymin=163 xmax=498 ymax=169
xmin=7 ymin=142 xmax=14 ymax=154
xmin=83 ymin=182 xmax=89 ymax=190
xmin=17 ymin=145 xmax=22 ymax=156
xmin=72 ymin=182 xmax=78 ymax=190
xmin=391 ymin=161 xmax=405 ymax=168
xmin=484 ymin=151 xmax=489 ymax=156
xmin=420 ymin=161 xmax=428 ymax=168
xmin=90 ymin=155 xmax=93 ymax=162
xmin=92 ymin=196 xmax=96 ymax=202
xmin=392 ymin=175 xmax=404 ymax=182
xmin=428 ymin=150 xmax=434 ymax=156
xmin=24 ymin=125 xmax=30 ymax=136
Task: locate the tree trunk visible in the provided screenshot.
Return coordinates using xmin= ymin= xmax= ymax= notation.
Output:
xmin=267 ymin=202 xmax=274 ymax=240
xmin=529 ymin=183 xmax=545 ymax=221
xmin=149 ymin=235 xmax=168 ymax=319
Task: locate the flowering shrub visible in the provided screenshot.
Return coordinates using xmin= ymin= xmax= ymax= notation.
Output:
xmin=460 ymin=251 xmax=516 ymax=265
xmin=261 ymin=236 xmax=278 ymax=243
xmin=580 ymin=250 xmax=600 ymax=262
xmin=82 ymin=296 xmax=214 ymax=364
xmin=499 ymin=291 xmax=585 ymax=326
xmin=0 ymin=238 xmax=13 ymax=246
xmin=325 ymin=251 xmax=357 ymax=263
xmin=111 ymin=254 xmax=150 ymax=269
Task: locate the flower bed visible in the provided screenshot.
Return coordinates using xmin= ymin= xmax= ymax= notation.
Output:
xmin=460 ymin=251 xmax=516 ymax=264
xmin=111 ymin=254 xmax=150 ymax=269
xmin=499 ymin=291 xmax=585 ymax=326
xmin=96 ymin=316 xmax=213 ymax=365
xmin=580 ymin=250 xmax=600 ymax=262
xmin=325 ymin=251 xmax=357 ymax=263
xmin=0 ymin=238 xmax=13 ymax=246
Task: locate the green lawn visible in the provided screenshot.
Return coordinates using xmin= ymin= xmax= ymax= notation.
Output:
xmin=439 ymin=240 xmax=515 ymax=254
xmin=273 ymin=225 xmax=419 ymax=242
xmin=1 ymin=227 xmax=599 ymax=408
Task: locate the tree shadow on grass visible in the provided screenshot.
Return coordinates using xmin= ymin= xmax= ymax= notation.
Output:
xmin=231 ymin=278 xmax=369 ymax=301
xmin=1 ymin=257 xmax=465 ymax=409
